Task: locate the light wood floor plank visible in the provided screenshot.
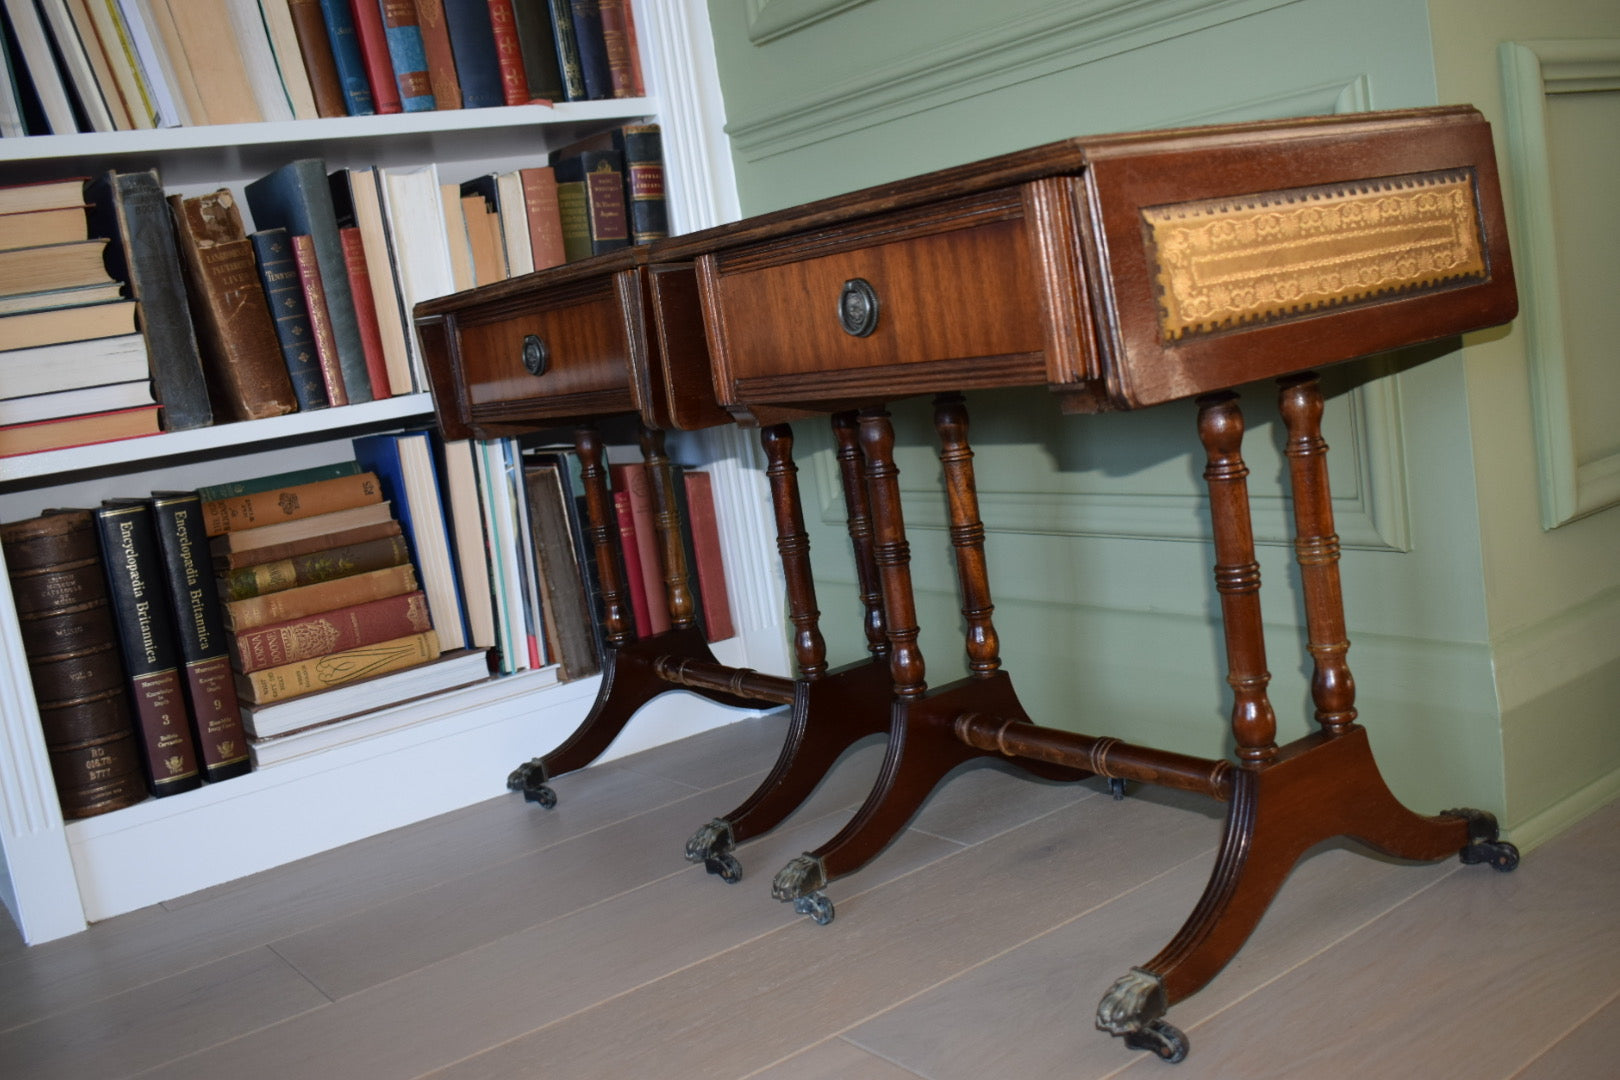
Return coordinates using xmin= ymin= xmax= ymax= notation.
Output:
xmin=1511 ymin=991 xmax=1620 ymax=1080
xmin=416 ymin=793 xmax=1216 ymax=1079
xmin=0 ymin=947 xmax=328 ymax=1080
xmin=130 ymin=792 xmax=970 ymax=1079
xmin=840 ymin=838 xmax=1454 ymax=1078
xmin=1110 ymin=799 xmax=1620 ymax=1079
xmin=750 ymin=1037 xmax=929 ymax=1079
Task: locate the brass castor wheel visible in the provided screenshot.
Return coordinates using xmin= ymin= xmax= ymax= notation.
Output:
xmin=1124 ymin=1019 xmax=1189 ymax=1064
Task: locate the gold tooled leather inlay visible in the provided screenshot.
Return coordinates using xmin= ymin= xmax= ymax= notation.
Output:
xmin=1143 ymin=169 xmax=1486 ymax=341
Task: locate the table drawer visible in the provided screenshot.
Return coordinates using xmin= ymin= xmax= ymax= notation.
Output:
xmin=701 ymin=184 xmax=1087 ymax=419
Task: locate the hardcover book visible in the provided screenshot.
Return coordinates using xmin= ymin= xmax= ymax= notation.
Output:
xmin=211 ymin=518 xmax=403 ymax=572
xmin=349 ymin=0 xmax=405 ymax=114
xmin=197 ymin=460 xmax=363 ymax=503
xmin=245 ymin=159 xmax=375 ymax=404
xmin=523 ymin=458 xmax=599 ymax=679
xmin=249 ymin=228 xmax=332 ymax=412
xmin=219 ymin=532 xmax=412 ymax=601
xmin=288 ymin=0 xmax=350 ymax=117
xmin=378 ymin=0 xmax=435 ymax=111
xmin=290 ymin=233 xmax=350 ymax=406
xmin=316 ymin=0 xmax=376 ymax=115
xmin=222 ymin=562 xmax=420 ymax=631
xmin=167 ymin=190 xmax=299 ymax=422
xmin=553 ymin=149 xmax=628 ymax=259
xmin=230 ymin=590 xmax=434 ymax=672
xmin=440 ymin=0 xmax=503 ymax=108
xmin=200 ymin=470 xmax=384 ymax=536
xmin=684 ymin=470 xmax=736 ymax=643
xmin=1 ymin=510 xmax=146 ymax=818
xmin=541 ymin=0 xmax=584 ymax=100
xmin=413 ymin=0 xmax=462 ymax=109
xmin=207 ymin=500 xmax=397 ymax=557
xmin=509 ymin=0 xmax=563 ymax=101
xmin=609 ymin=461 xmax=669 ymax=635
xmin=567 ymin=0 xmax=612 ymax=100
xmin=485 ymin=0 xmax=530 ymax=105
xmin=0 ymin=404 xmax=163 ymax=457
xmin=0 ymin=333 xmax=152 ymax=399
xmin=147 ymin=491 xmax=252 ymax=783
xmin=234 ymin=628 xmax=441 ymax=704
xmin=92 ymin=500 xmax=203 ymax=797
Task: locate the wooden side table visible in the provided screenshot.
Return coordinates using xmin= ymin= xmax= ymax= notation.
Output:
xmin=414 ymin=250 xmax=911 ymax=882
xmin=659 ymin=105 xmax=1523 ymax=1061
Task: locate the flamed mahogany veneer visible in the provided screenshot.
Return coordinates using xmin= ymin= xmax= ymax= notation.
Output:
xmin=653 ymin=105 xmax=1522 ymax=1063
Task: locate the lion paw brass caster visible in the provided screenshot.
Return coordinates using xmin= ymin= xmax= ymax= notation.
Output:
xmin=1097 ymin=968 xmax=1189 ymax=1064
xmin=505 ymin=758 xmax=557 ymax=809
xmin=684 ymin=818 xmax=742 ymax=883
xmin=773 ymin=853 xmax=834 ymax=925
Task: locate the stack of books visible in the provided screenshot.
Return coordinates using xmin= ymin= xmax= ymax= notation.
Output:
xmin=203 ymin=458 xmax=490 ymax=765
xmin=0 ymin=0 xmax=646 ymax=137
xmin=0 ymin=177 xmax=160 ymax=457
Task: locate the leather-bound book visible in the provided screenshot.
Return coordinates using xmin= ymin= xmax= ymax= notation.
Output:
xmin=222 ymin=562 xmax=420 ymax=631
xmin=523 ymin=458 xmax=599 ymax=679
xmin=290 ymin=233 xmax=349 ymax=406
xmin=541 ymin=0 xmax=585 ymax=100
xmin=596 ymin=0 xmax=635 ymax=97
xmin=92 ymin=501 xmax=203 ymax=798
xmin=147 ymin=492 xmax=251 ymax=783
xmin=315 ymin=0 xmax=376 ymax=115
xmin=413 ymin=0 xmax=462 ymax=109
xmin=245 ymin=159 xmax=375 ymax=404
xmin=288 ymin=0 xmax=350 ymax=117
xmin=248 ymin=227 xmax=331 ymax=412
xmin=349 ymin=0 xmax=404 ymax=114
xmin=567 ymin=0 xmax=612 ymax=100
xmin=229 ymin=590 xmax=434 ymax=672
xmin=683 ymin=470 xmax=735 ymax=643
xmin=211 ymin=518 xmax=403 ymax=572
xmin=485 ymin=0 xmax=531 ymax=105
xmin=519 ymin=166 xmax=565 ymax=270
xmin=614 ymin=123 xmax=666 ymax=244
xmin=219 ymin=532 xmax=411 ymax=601
xmin=553 ymin=149 xmax=629 ymax=259
xmin=167 ymin=190 xmax=298 ymax=422
xmin=234 ymin=629 xmax=441 ymax=704
xmin=510 ymin=0 xmax=564 ymax=101
xmin=440 ymin=0 xmax=503 ymax=108
xmin=378 ymin=0 xmax=435 ymax=111
xmin=84 ymin=170 xmax=215 ymax=432
xmin=1 ymin=510 xmax=146 ymax=819
xmin=200 ymin=470 xmax=383 ymax=536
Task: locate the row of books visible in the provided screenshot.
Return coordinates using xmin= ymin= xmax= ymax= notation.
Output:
xmin=0 ymin=425 xmax=737 ymax=817
xmin=0 ymin=129 xmax=662 ymax=454
xmin=0 ymin=0 xmax=645 ymax=138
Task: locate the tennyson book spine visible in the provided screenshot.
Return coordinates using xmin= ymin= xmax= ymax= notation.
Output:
xmin=1 ymin=511 xmax=147 ymax=818
xmin=93 ymin=501 xmax=203 ymax=797
xmin=148 ymin=492 xmax=253 ymax=783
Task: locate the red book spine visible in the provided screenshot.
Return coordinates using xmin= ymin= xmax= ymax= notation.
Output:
xmin=611 ymin=488 xmax=649 ymax=639
xmin=486 ymin=0 xmax=530 ymax=106
xmin=230 ymin=590 xmax=435 ymax=672
xmin=349 ymin=0 xmax=404 ymax=113
xmin=339 ymin=226 xmax=395 ymax=397
xmin=290 ymin=234 xmax=350 ymax=407
xmin=683 ymin=471 xmax=735 ymax=643
xmin=413 ymin=0 xmax=462 ymax=109
xmin=611 ymin=462 xmax=669 ymax=635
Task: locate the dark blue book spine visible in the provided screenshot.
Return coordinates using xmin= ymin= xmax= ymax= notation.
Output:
xmin=568 ymin=0 xmax=611 ymax=99
xmin=249 ymin=228 xmax=330 ymax=411
xmin=442 ymin=0 xmax=504 ymax=108
xmin=245 ymin=160 xmax=375 ymax=405
xmin=319 ymin=0 xmax=377 ymax=115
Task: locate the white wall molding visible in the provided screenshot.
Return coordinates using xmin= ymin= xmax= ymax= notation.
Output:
xmin=744 ymin=0 xmax=875 ymax=44
xmin=1499 ymin=39 xmax=1620 ymax=528
xmin=724 ymin=0 xmax=1301 ymax=161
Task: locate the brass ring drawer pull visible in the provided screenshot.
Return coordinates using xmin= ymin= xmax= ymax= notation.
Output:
xmin=522 ymin=334 xmax=550 ymax=376
xmin=839 ymin=278 xmax=880 ymax=337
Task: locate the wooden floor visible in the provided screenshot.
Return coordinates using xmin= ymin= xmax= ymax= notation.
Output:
xmin=2 ymin=711 xmax=1617 ymax=1080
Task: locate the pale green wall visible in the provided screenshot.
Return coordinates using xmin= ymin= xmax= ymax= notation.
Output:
xmin=700 ymin=0 xmax=1620 ymax=828
xmin=1427 ymin=0 xmax=1620 ymax=843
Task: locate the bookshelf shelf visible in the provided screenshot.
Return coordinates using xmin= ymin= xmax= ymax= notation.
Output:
xmin=0 ymin=394 xmax=434 ymax=488
xmin=0 ymin=2 xmax=781 ymax=946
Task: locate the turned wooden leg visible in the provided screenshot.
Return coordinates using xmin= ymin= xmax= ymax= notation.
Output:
xmin=934 ymin=393 xmax=1001 ymax=677
xmin=1278 ymin=374 xmax=1356 ymax=735
xmin=858 ymin=406 xmax=926 ymax=698
xmin=638 ymin=424 xmax=697 ymax=632
xmin=1198 ymin=393 xmax=1277 ymax=767
xmin=832 ymin=411 xmax=889 ymax=659
xmin=762 ymin=423 xmax=829 ymax=681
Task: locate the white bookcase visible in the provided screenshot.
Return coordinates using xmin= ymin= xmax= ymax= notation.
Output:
xmin=0 ymin=3 xmax=788 ymax=944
